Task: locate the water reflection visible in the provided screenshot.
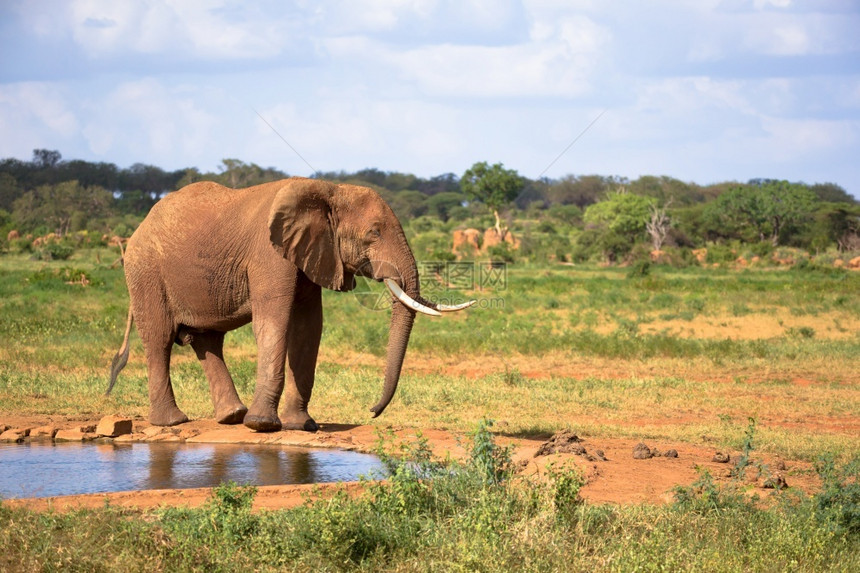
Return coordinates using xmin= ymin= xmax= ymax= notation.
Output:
xmin=0 ymin=441 xmax=384 ymax=499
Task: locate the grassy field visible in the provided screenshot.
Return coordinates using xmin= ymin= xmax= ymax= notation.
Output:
xmin=2 ymin=249 xmax=859 ymax=570
xmin=1 ymin=249 xmax=858 ymax=459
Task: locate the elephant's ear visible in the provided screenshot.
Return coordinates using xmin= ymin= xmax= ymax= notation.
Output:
xmin=268 ymin=179 xmax=347 ymax=291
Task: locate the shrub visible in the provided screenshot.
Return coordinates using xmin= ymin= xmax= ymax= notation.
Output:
xmin=34 ymin=242 xmax=74 ymax=261
xmin=814 ymin=454 xmax=860 ymax=535
xmin=672 ymin=468 xmax=749 ymax=514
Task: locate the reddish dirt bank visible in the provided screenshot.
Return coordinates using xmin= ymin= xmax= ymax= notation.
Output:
xmin=2 ymin=415 xmax=818 ymax=513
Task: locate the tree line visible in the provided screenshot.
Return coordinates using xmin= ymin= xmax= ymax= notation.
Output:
xmin=1 ymin=149 xmax=858 ymax=263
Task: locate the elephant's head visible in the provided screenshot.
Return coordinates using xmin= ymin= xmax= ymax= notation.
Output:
xmin=268 ymin=177 xmax=473 ymax=417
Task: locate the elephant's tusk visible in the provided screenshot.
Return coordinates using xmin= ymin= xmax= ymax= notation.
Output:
xmin=436 ymin=299 xmax=477 ymax=312
xmin=384 ymin=279 xmax=442 ymax=316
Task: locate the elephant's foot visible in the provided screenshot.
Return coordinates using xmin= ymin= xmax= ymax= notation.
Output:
xmin=243 ymin=413 xmax=282 ymax=433
xmin=149 ymin=405 xmax=189 ymax=427
xmin=215 ymin=404 xmax=248 ymax=425
xmin=282 ymin=418 xmax=319 ymax=432
xmin=281 ymin=411 xmax=319 ymax=432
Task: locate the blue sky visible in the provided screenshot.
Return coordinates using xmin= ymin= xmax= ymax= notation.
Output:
xmin=1 ymin=0 xmax=859 ymax=197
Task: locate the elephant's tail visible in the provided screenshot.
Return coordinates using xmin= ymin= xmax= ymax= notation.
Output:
xmin=106 ymin=307 xmax=134 ymax=396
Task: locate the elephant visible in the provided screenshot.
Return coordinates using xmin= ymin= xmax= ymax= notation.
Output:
xmin=106 ymin=177 xmax=473 ymax=432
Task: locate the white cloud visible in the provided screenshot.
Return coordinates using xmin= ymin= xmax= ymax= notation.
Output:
xmin=60 ymin=0 xmax=294 ymax=59
xmin=325 ymin=13 xmax=608 ymax=98
xmin=79 ymin=78 xmax=218 ymax=166
xmin=0 ymin=82 xmax=78 ymax=160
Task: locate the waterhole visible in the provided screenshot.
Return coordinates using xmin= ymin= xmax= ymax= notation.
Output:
xmin=0 ymin=441 xmax=385 ymax=499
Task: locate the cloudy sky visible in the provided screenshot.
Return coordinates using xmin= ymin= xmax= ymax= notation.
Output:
xmin=1 ymin=0 xmax=859 ymax=196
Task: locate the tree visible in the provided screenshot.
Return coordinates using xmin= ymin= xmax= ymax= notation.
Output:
xmin=809 ymin=182 xmax=856 ymax=204
xmin=706 ymin=181 xmax=817 ymax=246
xmin=581 ymin=190 xmax=654 ymax=262
xmin=459 ymin=161 xmax=524 ymax=237
xmin=646 ymin=200 xmax=672 ymax=251
xmin=547 ymin=174 xmax=612 ymax=208
xmin=12 ymin=180 xmax=113 ymax=235
xmin=628 ymin=175 xmax=703 ymax=205
xmin=388 ymin=190 xmax=428 ymax=220
xmin=426 ymin=192 xmax=467 ymax=222
xmin=0 ymin=172 xmax=23 ymax=212
xmin=32 ymin=149 xmax=62 ymax=169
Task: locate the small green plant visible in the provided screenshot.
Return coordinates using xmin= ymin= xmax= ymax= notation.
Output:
xmin=546 ymin=461 xmax=585 ymax=519
xmin=787 ymin=326 xmax=816 ymax=339
xmin=732 ymin=416 xmax=758 ymax=480
xmin=469 ymin=418 xmax=514 ymax=486
xmin=502 ymin=365 xmax=526 ymax=386
xmin=673 ymin=467 xmax=747 ymax=513
xmin=204 ymin=480 xmax=258 ymax=542
xmin=488 ymin=241 xmax=516 ymax=263
xmin=28 ymin=266 xmax=96 ymax=286
xmin=813 ymin=454 xmax=860 ymax=535
xmin=626 ymin=259 xmax=651 ymax=278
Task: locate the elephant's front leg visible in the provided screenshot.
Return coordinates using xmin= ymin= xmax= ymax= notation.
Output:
xmin=190 ymin=331 xmax=248 ymax=424
xmin=244 ymin=313 xmax=289 ymax=432
xmin=281 ymin=281 xmax=323 ymax=432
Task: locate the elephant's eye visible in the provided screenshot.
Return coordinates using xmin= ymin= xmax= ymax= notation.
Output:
xmin=365 ymin=228 xmax=381 ymax=242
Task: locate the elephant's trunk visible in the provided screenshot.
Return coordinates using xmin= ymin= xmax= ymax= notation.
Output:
xmin=369 ymin=296 xmax=415 ymax=417
xmin=369 ymin=259 xmax=421 ymax=417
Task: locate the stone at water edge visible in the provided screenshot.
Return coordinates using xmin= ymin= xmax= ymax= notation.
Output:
xmin=54 ymin=428 xmax=96 ymax=442
xmin=0 ymin=428 xmax=30 ymax=443
xmin=29 ymin=426 xmax=58 ymax=440
xmin=96 ymin=415 xmax=133 ymax=437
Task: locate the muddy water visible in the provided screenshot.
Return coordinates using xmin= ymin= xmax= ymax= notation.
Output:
xmin=0 ymin=441 xmax=385 ymax=499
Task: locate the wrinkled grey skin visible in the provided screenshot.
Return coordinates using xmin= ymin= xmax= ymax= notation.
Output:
xmin=108 ymin=177 xmax=436 ymax=432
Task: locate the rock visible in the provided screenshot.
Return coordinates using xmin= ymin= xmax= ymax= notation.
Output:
xmin=763 ymin=474 xmax=788 ymax=489
xmin=7 ymin=230 xmax=19 ymax=241
xmin=663 ymin=449 xmax=679 ymax=458
xmin=142 ymin=426 xmax=181 ymax=438
xmin=54 ymin=428 xmax=97 ymax=442
xmin=179 ymin=428 xmax=201 ymax=440
xmin=632 ymin=442 xmax=653 ymax=459
xmin=29 ymin=425 xmax=58 ymax=440
xmin=0 ymin=428 xmax=30 ymax=443
xmin=151 ymin=433 xmax=183 ymax=442
xmin=536 ymin=431 xmax=586 ymax=456
xmin=848 ymin=256 xmax=860 ymax=269
xmin=712 ymin=452 xmax=731 ymax=463
xmin=96 ymin=415 xmax=133 ymax=437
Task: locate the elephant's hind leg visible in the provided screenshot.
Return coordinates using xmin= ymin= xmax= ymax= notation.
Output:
xmin=190 ymin=331 xmax=248 ymax=424
xmin=142 ymin=339 xmax=189 ymax=427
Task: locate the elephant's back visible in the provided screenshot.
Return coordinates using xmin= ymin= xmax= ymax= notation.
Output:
xmin=125 ymin=180 xmax=287 ymax=264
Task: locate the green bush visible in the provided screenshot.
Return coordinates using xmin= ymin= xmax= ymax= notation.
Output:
xmin=34 ymin=242 xmax=74 ymax=261
xmin=814 ymin=454 xmax=860 ymax=535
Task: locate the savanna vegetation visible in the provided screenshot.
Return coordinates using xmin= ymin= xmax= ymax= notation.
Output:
xmin=1 ymin=149 xmax=859 ymax=570
xmin=2 ymin=149 xmax=859 ymax=266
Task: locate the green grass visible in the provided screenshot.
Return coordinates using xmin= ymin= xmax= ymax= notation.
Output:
xmin=1 ymin=251 xmax=859 ymax=461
